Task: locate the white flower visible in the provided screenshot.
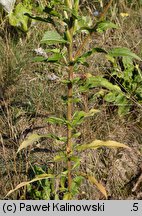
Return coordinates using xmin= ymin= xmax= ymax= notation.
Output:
xmin=47 ymin=73 xmax=59 ymax=81
xmin=0 ymin=0 xmax=16 ymax=13
xmin=34 ymin=47 xmax=48 ymax=58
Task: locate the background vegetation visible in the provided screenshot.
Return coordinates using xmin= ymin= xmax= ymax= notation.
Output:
xmin=0 ymin=0 xmax=142 ymax=200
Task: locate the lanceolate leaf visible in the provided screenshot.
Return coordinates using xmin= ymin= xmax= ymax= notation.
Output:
xmin=80 ymin=173 xmax=107 ymax=198
xmin=54 ymin=153 xmax=67 ymax=162
xmin=96 ymin=21 xmax=118 ymax=33
xmin=75 ymin=48 xmax=107 ymax=65
xmin=79 ymin=76 xmax=121 ymax=92
xmin=72 ymin=109 xmax=100 ymax=126
xmin=17 ymin=134 xmax=42 ymax=153
xmin=46 ymin=116 xmax=66 ymax=125
xmin=17 ymin=133 xmax=54 ymax=153
xmin=5 ymin=174 xmax=54 ymax=197
xmin=108 ymin=47 xmax=142 ymax=61
xmin=88 ymin=175 xmax=107 ymax=198
xmin=41 ymin=31 xmax=67 ymax=45
xmin=76 ymin=140 xmax=130 ymax=151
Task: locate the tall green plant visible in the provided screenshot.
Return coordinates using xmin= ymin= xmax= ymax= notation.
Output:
xmin=6 ymin=0 xmax=133 ymax=200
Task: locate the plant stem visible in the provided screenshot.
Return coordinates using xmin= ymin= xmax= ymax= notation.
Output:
xmin=67 ymin=64 xmax=73 ymax=194
xmin=66 ymin=0 xmax=74 ymax=194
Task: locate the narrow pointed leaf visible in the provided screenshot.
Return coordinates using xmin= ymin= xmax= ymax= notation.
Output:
xmin=17 ymin=133 xmax=54 ymax=153
xmin=46 ymin=116 xmax=66 ymax=125
xmin=96 ymin=21 xmax=118 ymax=33
xmin=108 ymin=47 xmax=142 ymax=61
xmin=17 ymin=134 xmax=42 ymax=153
xmin=76 ymin=140 xmax=130 ymax=151
xmin=79 ymin=172 xmax=107 ymax=198
xmin=5 ymin=174 xmax=54 ymax=197
xmin=88 ymin=175 xmax=107 ymax=198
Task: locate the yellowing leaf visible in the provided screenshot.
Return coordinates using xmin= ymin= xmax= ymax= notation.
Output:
xmin=80 ymin=172 xmax=107 ymax=198
xmin=88 ymin=175 xmax=107 ymax=198
xmin=5 ymin=174 xmax=54 ymax=197
xmin=76 ymin=140 xmax=130 ymax=151
xmin=17 ymin=134 xmax=42 ymax=153
xmin=86 ymin=73 xmax=92 ymax=78
xmin=63 ymin=193 xmax=72 ymax=200
xmin=120 ymin=13 xmax=129 ymax=17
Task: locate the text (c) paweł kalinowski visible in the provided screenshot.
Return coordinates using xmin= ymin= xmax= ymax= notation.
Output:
xmin=19 ymin=202 xmax=104 ymax=212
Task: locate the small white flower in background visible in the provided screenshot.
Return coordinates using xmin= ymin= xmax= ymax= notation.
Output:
xmin=0 ymin=0 xmax=16 ymax=13
xmin=34 ymin=47 xmax=48 ymax=58
xmin=47 ymin=73 xmax=59 ymax=81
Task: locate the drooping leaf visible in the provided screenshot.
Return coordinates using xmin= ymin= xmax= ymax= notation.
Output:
xmin=96 ymin=21 xmax=118 ymax=33
xmin=5 ymin=174 xmax=54 ymax=197
xmin=17 ymin=134 xmax=42 ymax=153
xmin=108 ymin=47 xmax=142 ymax=61
xmin=76 ymin=140 xmax=130 ymax=151
xmin=17 ymin=133 xmax=54 ymax=153
xmin=41 ymin=31 xmax=67 ymax=45
xmin=88 ymin=175 xmax=107 ymax=198
xmin=80 ymin=172 xmax=107 ymax=198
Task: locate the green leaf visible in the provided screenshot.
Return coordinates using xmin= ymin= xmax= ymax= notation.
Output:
xmin=46 ymin=116 xmax=66 ymax=125
xmin=79 ymin=76 xmax=121 ymax=92
xmin=41 ymin=31 xmax=67 ymax=45
xmin=71 ymin=157 xmax=80 ymax=170
xmin=115 ymin=94 xmax=130 ymax=116
xmin=75 ymin=48 xmax=107 ymax=65
xmin=9 ymin=3 xmax=30 ymax=32
xmin=104 ymin=92 xmax=118 ymax=102
xmin=72 ymin=132 xmax=81 ymax=138
xmin=108 ymin=47 xmax=142 ymax=61
xmin=76 ymin=140 xmax=130 ymax=151
xmin=47 ymin=53 xmax=63 ymax=62
xmin=72 ymin=111 xmax=86 ymax=126
xmin=33 ymin=56 xmax=47 ymax=62
xmin=72 ymin=109 xmax=100 ymax=127
xmin=5 ymin=174 xmax=54 ymax=197
xmin=54 ymin=153 xmax=67 ymax=162
xmin=96 ymin=21 xmax=118 ymax=33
